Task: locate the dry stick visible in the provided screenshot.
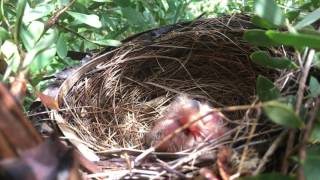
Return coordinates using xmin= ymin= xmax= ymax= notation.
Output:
xmin=282 ymin=49 xmax=315 ymax=174
xmin=298 ymin=98 xmax=320 ymax=180
xmin=156 ymin=159 xmax=187 ymax=179
xmin=253 ymin=129 xmax=288 ymax=175
xmin=133 ymin=103 xmax=263 ymax=166
xmin=237 ymin=101 xmax=260 ymax=174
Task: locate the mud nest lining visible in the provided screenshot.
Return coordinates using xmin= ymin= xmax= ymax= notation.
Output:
xmin=55 ymin=14 xmax=293 ymax=178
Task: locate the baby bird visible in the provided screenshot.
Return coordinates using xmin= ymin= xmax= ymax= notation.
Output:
xmin=144 ymin=95 xmax=227 ymax=152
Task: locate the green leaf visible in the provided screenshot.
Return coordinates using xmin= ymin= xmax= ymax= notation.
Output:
xmin=23 ymin=29 xmax=58 ymax=69
xmin=15 ymin=0 xmax=27 ymax=43
xmin=161 ymin=0 xmax=169 ymax=11
xmin=286 ymin=10 xmax=300 ymax=22
xmin=92 ymin=39 xmax=121 ymax=47
xmin=115 ymin=0 xmax=132 ymax=7
xmin=310 ymin=118 xmax=320 ymax=143
xmin=256 ymin=75 xmax=281 ymax=102
xmin=92 ymin=0 xmax=112 ymax=2
xmin=309 ymin=76 xmax=320 ymax=97
xmin=29 ymin=45 xmax=56 ymax=73
xmin=122 ymin=7 xmax=146 ymax=26
xmin=67 ymin=11 xmax=102 ymax=28
xmin=57 ymin=33 xmax=67 ymax=58
xmin=23 ymin=3 xmax=55 ymax=24
xmin=251 ymin=15 xmax=277 ymax=29
xmin=304 ymin=145 xmax=320 ymax=180
xmin=300 ymin=2 xmax=313 ymax=11
xmin=0 ymin=40 xmax=21 ymax=72
xmin=250 ymin=51 xmax=298 ymax=70
xmin=254 ymin=0 xmax=285 ymax=26
xmin=243 ymin=30 xmax=279 ymax=47
xmin=312 ymin=0 xmax=320 ymax=7
xmin=295 ymin=8 xmax=320 ymax=30
xmin=0 ymin=27 xmax=10 ymax=42
xmin=263 ymin=101 xmax=305 ymax=128
xmin=266 ymin=30 xmax=320 ymax=49
xmin=20 ymin=21 xmax=44 ymax=51
xmin=240 ymin=173 xmax=294 ymax=180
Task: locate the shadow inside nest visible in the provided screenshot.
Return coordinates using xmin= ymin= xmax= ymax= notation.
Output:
xmin=52 ymin=14 xmax=293 ymax=179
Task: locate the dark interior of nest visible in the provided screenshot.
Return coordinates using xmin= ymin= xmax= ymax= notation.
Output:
xmin=60 ymin=15 xmax=282 ymax=154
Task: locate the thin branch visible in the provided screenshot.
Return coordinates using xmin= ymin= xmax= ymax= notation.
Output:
xmin=44 ymin=0 xmax=76 ymax=31
xmin=238 ymin=100 xmax=260 ymax=174
xmin=254 ymin=130 xmax=288 ymax=175
xmin=282 ymin=49 xmax=315 ymax=173
xmin=296 ymin=49 xmax=315 ymax=114
xmin=298 ymin=98 xmax=320 ymax=180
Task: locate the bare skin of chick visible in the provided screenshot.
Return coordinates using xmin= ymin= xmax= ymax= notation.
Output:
xmin=144 ymin=118 xmax=195 ymax=152
xmin=144 ymin=95 xmax=227 ymax=152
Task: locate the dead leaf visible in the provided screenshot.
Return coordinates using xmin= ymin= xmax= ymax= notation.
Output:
xmin=36 ymin=92 xmax=59 ymax=110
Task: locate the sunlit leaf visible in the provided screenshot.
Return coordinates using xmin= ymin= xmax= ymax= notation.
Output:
xmin=29 ymin=45 xmax=56 ymax=73
xmin=0 ymin=40 xmax=21 ymax=72
xmin=57 ymin=33 xmax=67 ymax=58
xmin=309 ymin=76 xmax=320 ymax=97
xmin=263 ymin=101 xmax=305 ymax=128
xmin=295 ymin=8 xmax=320 ymax=30
xmin=23 ymin=3 xmax=55 ymax=24
xmin=250 ymin=51 xmax=298 ymax=70
xmin=243 ymin=29 xmax=279 ymax=47
xmin=160 ymin=0 xmax=169 ymax=11
xmin=0 ymin=27 xmax=10 ymax=42
xmin=67 ymin=11 xmax=102 ymax=28
xmin=256 ymin=75 xmax=281 ymax=102
xmin=254 ymin=0 xmax=285 ymax=26
xmin=92 ymin=0 xmax=112 ymax=2
xmin=92 ymin=39 xmax=121 ymax=47
xmin=23 ymin=29 xmax=58 ymax=69
xmin=20 ymin=21 xmax=44 ymax=51
xmin=266 ymin=30 xmax=320 ymax=49
xmin=57 ymin=0 xmax=69 ymax=7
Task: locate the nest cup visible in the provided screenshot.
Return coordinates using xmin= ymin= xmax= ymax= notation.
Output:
xmin=56 ymin=14 xmax=287 ymax=171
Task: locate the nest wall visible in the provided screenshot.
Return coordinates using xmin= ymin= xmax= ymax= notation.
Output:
xmin=58 ymin=15 xmax=280 ymax=152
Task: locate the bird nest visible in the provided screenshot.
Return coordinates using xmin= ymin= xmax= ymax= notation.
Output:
xmin=53 ymin=14 xmax=294 ymax=179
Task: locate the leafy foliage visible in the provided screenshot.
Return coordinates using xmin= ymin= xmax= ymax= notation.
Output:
xmin=263 ymin=101 xmax=304 ymax=128
xmin=248 ymin=0 xmax=320 ymax=179
xmin=256 ymin=75 xmax=281 ymax=101
xmin=250 ymin=51 xmax=298 ymax=70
